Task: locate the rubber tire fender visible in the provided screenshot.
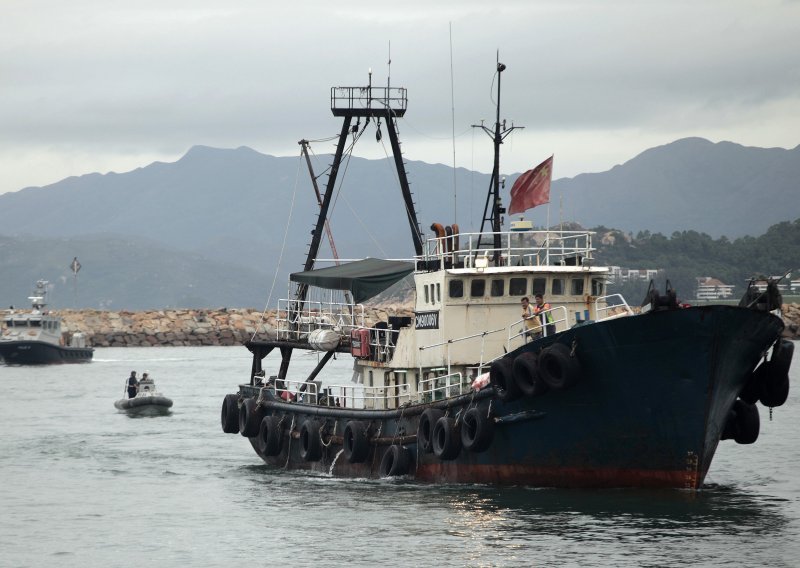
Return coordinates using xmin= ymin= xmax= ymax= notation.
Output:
xmin=771 ymin=339 xmax=795 ymax=377
xmin=733 ymin=399 xmax=760 ymax=444
xmin=379 ymin=445 xmax=412 ymax=477
xmin=417 ymin=408 xmax=444 ymax=453
xmin=460 ymin=407 xmax=495 ymax=453
xmin=432 ymin=416 xmax=462 ymax=460
xmin=739 ymin=368 xmax=761 ymax=405
xmin=221 ymin=394 xmax=240 ymax=434
xmin=490 ymin=357 xmax=521 ymax=402
xmin=238 ymin=398 xmax=265 ymax=438
xmin=343 ymin=420 xmax=370 ymax=463
xmin=299 ymin=419 xmax=323 ymax=462
xmin=512 ymin=351 xmax=548 ymax=397
xmin=257 ymin=415 xmax=283 ymax=457
xmin=759 ymin=370 xmax=790 ymax=408
xmin=538 ymin=343 xmax=581 ymax=390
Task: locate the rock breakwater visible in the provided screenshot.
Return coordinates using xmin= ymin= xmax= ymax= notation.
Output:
xmin=49 ymin=306 xmax=414 ymax=347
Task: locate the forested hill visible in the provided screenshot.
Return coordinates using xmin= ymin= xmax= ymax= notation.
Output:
xmin=594 ymin=219 xmax=800 ymax=301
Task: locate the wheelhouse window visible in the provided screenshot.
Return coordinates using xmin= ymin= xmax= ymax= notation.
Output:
xmin=591 ymin=277 xmax=605 ymax=296
xmin=471 ymin=279 xmax=485 ymax=298
xmin=509 ymin=277 xmax=527 ymax=296
xmin=490 ymin=279 xmax=504 ymax=297
xmin=552 ymin=278 xmax=565 ymax=296
xmin=571 ymin=278 xmax=585 ymax=295
xmin=532 ymin=277 xmax=546 ymax=296
xmin=436 ymin=283 xmax=441 ymax=303
xmin=424 ymin=286 xmax=429 ymax=304
xmin=449 ymin=279 xmax=463 ymax=298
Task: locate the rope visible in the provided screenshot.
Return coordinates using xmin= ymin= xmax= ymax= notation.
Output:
xmin=250 ymin=150 xmax=304 ymax=342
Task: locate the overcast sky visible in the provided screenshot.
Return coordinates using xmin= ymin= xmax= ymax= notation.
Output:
xmin=2 ymin=0 xmax=799 ymax=196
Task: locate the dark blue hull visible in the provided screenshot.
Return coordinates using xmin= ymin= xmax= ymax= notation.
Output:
xmin=233 ymin=305 xmax=785 ymax=488
xmin=0 ymin=341 xmax=94 ymax=365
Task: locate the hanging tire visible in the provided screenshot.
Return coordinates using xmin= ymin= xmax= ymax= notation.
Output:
xmin=739 ymin=369 xmax=761 ymax=405
xmin=490 ymin=357 xmax=521 ymax=402
xmin=733 ymin=399 xmax=760 ymax=444
xmin=512 ymin=351 xmax=548 ymax=397
xmin=720 ymin=407 xmax=737 ymax=440
xmin=538 ymin=343 xmax=581 ymax=390
xmin=257 ymin=415 xmax=283 ymax=456
xmin=238 ymin=398 xmax=264 ymax=438
xmin=343 ymin=420 xmax=369 ymax=463
xmin=460 ymin=407 xmax=494 ymax=453
xmin=432 ymin=416 xmax=461 ymax=460
xmin=379 ymin=445 xmax=412 ymax=477
xmin=759 ymin=372 xmax=790 ymax=408
xmin=772 ymin=340 xmax=795 ymax=377
xmin=417 ymin=408 xmax=444 ymax=453
xmin=299 ymin=419 xmax=322 ymax=461
xmin=221 ymin=394 xmax=240 ymax=434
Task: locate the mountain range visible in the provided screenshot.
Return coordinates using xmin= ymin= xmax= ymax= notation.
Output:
xmin=0 ymin=137 xmax=797 ymax=309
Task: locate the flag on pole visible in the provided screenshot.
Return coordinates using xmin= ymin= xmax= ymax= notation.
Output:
xmin=70 ymin=257 xmax=81 ymax=275
xmin=508 ymin=155 xmax=553 ymax=215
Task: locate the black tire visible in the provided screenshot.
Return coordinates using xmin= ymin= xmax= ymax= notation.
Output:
xmin=512 ymin=351 xmax=548 ymax=397
xmin=379 ymin=445 xmax=412 ymax=477
xmin=432 ymin=416 xmax=461 ymax=460
xmin=343 ymin=420 xmax=369 ymax=463
xmin=760 ymin=373 xmax=790 ymax=408
xmin=771 ymin=339 xmax=795 ymax=377
xmin=238 ymin=398 xmax=264 ymax=438
xmin=417 ymin=408 xmax=444 ymax=453
xmin=257 ymin=415 xmax=283 ymax=456
xmin=733 ymin=399 xmax=760 ymax=444
xmin=299 ymin=419 xmax=322 ymax=462
xmin=221 ymin=394 xmax=240 ymax=434
xmin=490 ymin=357 xmax=521 ymax=402
xmin=538 ymin=343 xmax=581 ymax=390
xmin=739 ymin=368 xmax=762 ymax=405
xmin=460 ymin=407 xmax=495 ymax=453
xmin=720 ymin=407 xmax=737 ymax=440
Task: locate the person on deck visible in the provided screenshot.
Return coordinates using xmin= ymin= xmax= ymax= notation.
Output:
xmin=127 ymin=371 xmax=139 ymax=398
xmin=533 ymin=293 xmax=556 ymax=337
xmin=521 ymin=297 xmax=542 ymax=340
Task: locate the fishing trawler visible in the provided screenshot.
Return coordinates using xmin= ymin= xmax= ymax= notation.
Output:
xmin=0 ymin=280 xmax=93 ymax=365
xmin=220 ymin=63 xmax=790 ymax=488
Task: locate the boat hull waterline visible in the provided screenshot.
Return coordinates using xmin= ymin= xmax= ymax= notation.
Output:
xmin=229 ymin=306 xmax=784 ymax=489
xmin=0 ymin=341 xmax=94 ymax=365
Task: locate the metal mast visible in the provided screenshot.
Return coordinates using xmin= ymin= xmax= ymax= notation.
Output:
xmin=473 ymin=59 xmax=523 ymax=264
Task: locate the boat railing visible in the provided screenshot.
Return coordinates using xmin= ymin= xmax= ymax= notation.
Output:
xmin=357 ymin=324 xmax=400 ymax=364
xmin=507 ymin=305 xmax=569 ymax=346
xmin=415 ymin=229 xmax=596 ymax=270
xmin=594 ymin=294 xmax=635 ymax=321
xmin=419 ymin=327 xmax=506 ymax=374
xmin=418 ymin=372 xmax=468 ymax=402
xmin=270 ymin=377 xmax=415 ymax=410
xmin=275 ymin=299 xmax=365 ymax=342
xmin=330 ymin=86 xmax=408 ymax=116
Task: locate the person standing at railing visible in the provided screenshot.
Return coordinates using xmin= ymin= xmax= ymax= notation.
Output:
xmin=534 ymin=294 xmax=556 ymax=336
xmin=521 ymin=297 xmax=542 ymax=340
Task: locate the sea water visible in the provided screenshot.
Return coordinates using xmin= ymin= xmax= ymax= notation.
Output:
xmin=1 ymin=344 xmax=799 ymax=567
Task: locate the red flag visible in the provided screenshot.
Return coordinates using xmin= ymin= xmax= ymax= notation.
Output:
xmin=508 ymin=155 xmax=553 ymax=215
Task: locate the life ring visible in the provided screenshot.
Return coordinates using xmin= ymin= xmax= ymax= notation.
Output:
xmin=220 ymin=394 xmax=240 ymax=434
xmin=257 ymin=415 xmax=283 ymax=456
xmin=490 ymin=357 xmax=521 ymax=402
xmin=538 ymin=343 xmax=581 ymax=390
xmin=299 ymin=419 xmax=323 ymax=461
xmin=432 ymin=416 xmax=461 ymax=460
xmin=238 ymin=398 xmax=264 ymax=438
xmin=417 ymin=408 xmax=444 ymax=453
xmin=460 ymin=407 xmax=494 ymax=453
xmin=343 ymin=420 xmax=369 ymax=463
xmin=512 ymin=351 xmax=548 ymax=397
xmin=379 ymin=445 xmax=412 ymax=477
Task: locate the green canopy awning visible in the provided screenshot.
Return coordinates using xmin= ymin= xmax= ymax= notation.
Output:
xmin=290 ymin=258 xmax=414 ymax=303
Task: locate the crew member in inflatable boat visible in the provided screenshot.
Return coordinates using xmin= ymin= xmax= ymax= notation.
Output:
xmin=126 ymin=371 xmax=139 ymax=398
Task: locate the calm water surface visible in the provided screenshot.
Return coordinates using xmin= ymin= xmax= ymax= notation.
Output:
xmin=1 ymin=345 xmax=799 ymax=567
